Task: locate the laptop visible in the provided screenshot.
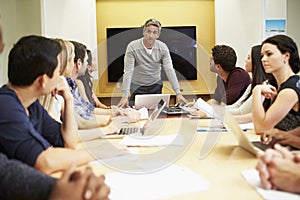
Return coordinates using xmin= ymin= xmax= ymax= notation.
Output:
xmin=221 ymin=107 xmax=271 ymax=156
xmin=134 ymin=94 xmax=170 ymax=109
xmin=162 ymin=103 xmax=190 ymax=115
xmin=101 ymin=99 xmax=167 ymax=139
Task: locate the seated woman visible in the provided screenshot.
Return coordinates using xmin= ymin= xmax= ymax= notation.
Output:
xmin=226 ymin=45 xmax=276 ymax=124
xmin=39 ymin=38 xmax=73 ymax=122
xmin=252 ymin=35 xmax=300 ymax=136
xmin=76 ymin=49 xmax=109 ymax=109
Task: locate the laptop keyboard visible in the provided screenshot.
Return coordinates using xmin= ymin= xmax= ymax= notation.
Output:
xmin=119 ymin=127 xmax=143 ymax=135
xmin=162 ymin=106 xmax=189 ymax=114
xmin=252 ymin=141 xmax=272 ymax=151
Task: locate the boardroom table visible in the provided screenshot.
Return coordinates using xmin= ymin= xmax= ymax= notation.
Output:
xmin=53 ymin=116 xmax=262 ymax=199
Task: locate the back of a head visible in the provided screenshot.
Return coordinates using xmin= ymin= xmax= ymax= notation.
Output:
xmin=212 ymin=45 xmax=237 ymax=72
xmin=54 ymin=38 xmax=68 ymax=75
xmin=251 ymin=45 xmax=266 ymax=86
xmin=8 ymin=35 xmax=62 ymax=86
xmin=70 ymin=40 xmax=86 ymax=64
xmin=87 ymin=49 xmax=92 ymax=66
xmin=262 ymin=34 xmax=300 ymax=74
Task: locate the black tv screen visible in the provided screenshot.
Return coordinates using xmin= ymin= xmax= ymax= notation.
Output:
xmin=106 ymin=26 xmax=197 ymax=82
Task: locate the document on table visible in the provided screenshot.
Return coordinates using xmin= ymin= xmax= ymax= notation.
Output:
xmin=119 ymin=134 xmax=184 ymax=146
xmin=137 ymin=107 xmax=149 ymax=119
xmin=242 ymin=169 xmax=300 ymax=200
xmin=194 ymin=98 xmax=215 ymax=118
xmin=105 ymin=164 xmax=209 ymax=200
xmin=239 ymin=122 xmax=254 ymax=130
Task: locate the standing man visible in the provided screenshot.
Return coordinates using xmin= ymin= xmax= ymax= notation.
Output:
xmin=208 ymin=45 xmax=251 ymax=105
xmin=118 ymin=18 xmax=187 ymax=107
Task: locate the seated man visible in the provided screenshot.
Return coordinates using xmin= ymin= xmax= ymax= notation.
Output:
xmin=0 ymin=23 xmax=109 ymax=199
xmin=208 ymin=45 xmax=251 ymax=105
xmin=187 ymin=45 xmax=251 ymax=117
xmin=0 ymin=35 xmax=126 ymax=174
xmin=69 ymin=40 xmax=140 ymax=129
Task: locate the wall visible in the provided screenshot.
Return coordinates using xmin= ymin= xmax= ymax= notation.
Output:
xmin=95 ymin=0 xmax=216 ymax=98
xmin=215 ymin=0 xmax=300 ymax=68
xmin=41 ymin=0 xmax=97 ymax=52
xmin=0 ymin=0 xmax=41 ymax=85
xmin=215 ymin=0 xmax=263 ymax=68
xmin=1 ymin=0 xmax=299 ymax=92
xmin=287 ymin=0 xmax=300 ymax=45
xmin=0 ymin=0 xmax=97 ymax=85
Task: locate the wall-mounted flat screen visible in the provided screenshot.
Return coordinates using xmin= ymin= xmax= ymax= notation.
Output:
xmin=106 ymin=26 xmax=197 ymax=82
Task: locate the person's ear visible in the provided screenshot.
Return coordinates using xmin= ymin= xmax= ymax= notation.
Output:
xmin=156 ymin=30 xmax=160 ymax=38
xmin=36 ymin=74 xmax=48 ymax=89
xmin=283 ymin=52 xmax=290 ymax=63
xmin=75 ymin=59 xmax=82 ymax=67
xmin=75 ymin=59 xmax=82 ymax=71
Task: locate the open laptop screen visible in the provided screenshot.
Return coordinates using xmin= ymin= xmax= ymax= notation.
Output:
xmin=134 ymin=94 xmax=170 ymax=109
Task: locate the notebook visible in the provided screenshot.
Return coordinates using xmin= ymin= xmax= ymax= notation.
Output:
xmin=221 ymin=107 xmax=271 ymax=156
xmin=134 ymin=94 xmax=170 ymax=109
xmin=101 ymin=99 xmax=167 ymax=139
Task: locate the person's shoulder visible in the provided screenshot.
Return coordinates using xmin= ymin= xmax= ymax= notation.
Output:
xmin=128 ymin=38 xmax=143 ymax=46
xmin=155 ymin=40 xmax=168 ymax=48
xmin=281 ymin=75 xmax=300 ymax=88
xmin=232 ymin=67 xmax=247 ymax=72
xmin=0 ymin=85 xmax=18 ymax=101
xmin=229 ymin=67 xmax=250 ymax=81
xmin=231 ymin=67 xmax=249 ymax=75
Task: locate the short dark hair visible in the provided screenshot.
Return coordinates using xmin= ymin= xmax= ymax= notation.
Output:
xmin=143 ymin=18 xmax=161 ymax=33
xmin=212 ymin=45 xmax=237 ymax=72
xmin=262 ymin=34 xmax=300 ymax=73
xmin=8 ymin=35 xmax=62 ymax=86
xmin=70 ymin=40 xmax=86 ymax=63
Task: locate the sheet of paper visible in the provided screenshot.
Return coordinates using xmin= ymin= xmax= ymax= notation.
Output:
xmin=119 ymin=134 xmax=184 ymax=147
xmin=195 ymin=98 xmax=215 ymax=118
xmin=105 ymin=164 xmax=209 ymax=200
xmin=89 ymin=148 xmax=138 ymax=164
xmin=239 ymin=123 xmax=254 ymax=130
xmin=138 ymin=107 xmax=149 ymax=120
xmin=242 ymin=169 xmax=300 ymax=200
